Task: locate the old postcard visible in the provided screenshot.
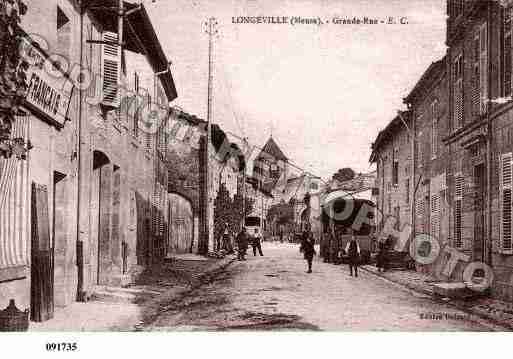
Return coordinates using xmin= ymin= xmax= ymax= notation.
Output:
xmin=1 ymin=0 xmax=512 ymax=355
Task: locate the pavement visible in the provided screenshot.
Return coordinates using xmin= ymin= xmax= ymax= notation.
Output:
xmin=29 ymin=243 xmax=513 ymax=331
xmin=360 ymin=264 xmax=513 ymax=331
xmin=29 ymin=255 xmax=235 ymax=331
xmin=142 ymin=242 xmax=507 ymax=331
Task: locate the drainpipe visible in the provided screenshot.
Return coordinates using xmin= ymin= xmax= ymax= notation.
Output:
xmin=486 ymin=3 xmax=492 ymax=266
xmin=76 ymin=0 xmax=85 ymax=302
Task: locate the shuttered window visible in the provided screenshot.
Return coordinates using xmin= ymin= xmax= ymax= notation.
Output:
xmin=500 ymin=153 xmax=513 ymax=254
xmin=416 ymin=197 xmax=425 ymax=233
xmin=472 ymin=32 xmax=481 ymax=115
xmin=479 ymin=23 xmax=488 ymax=115
xmin=504 ymin=9 xmax=512 ymax=97
xmin=453 ymin=55 xmax=464 ymax=130
xmin=101 ymin=31 xmax=120 ymax=107
xmin=454 ymin=174 xmax=464 ymax=248
xmin=431 ymin=100 xmax=439 ymax=159
xmin=430 ymin=193 xmax=441 ymax=240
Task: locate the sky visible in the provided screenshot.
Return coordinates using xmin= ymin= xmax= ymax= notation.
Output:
xmin=144 ymin=0 xmax=447 ymax=180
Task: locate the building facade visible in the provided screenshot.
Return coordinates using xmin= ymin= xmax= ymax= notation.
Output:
xmin=371 ymin=0 xmax=513 ymax=302
xmin=0 ymin=0 xmax=177 ymax=322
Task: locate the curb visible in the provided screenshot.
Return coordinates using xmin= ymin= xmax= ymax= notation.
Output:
xmin=360 ymin=266 xmax=513 ymax=331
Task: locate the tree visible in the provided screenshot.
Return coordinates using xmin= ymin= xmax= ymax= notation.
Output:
xmin=332 ymin=167 xmax=356 ymax=183
xmin=0 ymin=0 xmax=29 ymax=159
xmin=213 ymin=183 xmax=255 ymax=248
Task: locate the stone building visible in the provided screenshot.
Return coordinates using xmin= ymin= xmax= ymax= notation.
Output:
xmin=0 ymin=0 xmax=177 ymax=323
xmin=165 ymin=108 xmax=244 ymax=255
xmin=370 ymin=0 xmax=513 ymax=302
xmin=370 ymin=111 xmax=414 ymax=234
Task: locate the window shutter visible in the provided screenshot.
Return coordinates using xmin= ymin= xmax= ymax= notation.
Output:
xmin=416 ymin=197 xmax=425 ymax=233
xmin=101 ymin=31 xmax=120 ymax=107
xmin=472 ymin=32 xmax=481 ymax=115
xmin=431 ymin=101 xmax=438 ymax=159
xmin=454 ymin=175 xmax=464 ymax=248
xmin=479 ymin=23 xmax=488 ymax=114
xmin=454 ymin=79 xmax=463 ymax=129
xmin=504 ymin=9 xmax=512 ymax=97
xmin=430 ymin=193 xmax=441 ymax=240
xmin=500 ymin=153 xmax=513 ymax=254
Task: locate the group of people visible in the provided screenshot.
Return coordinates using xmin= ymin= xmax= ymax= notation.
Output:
xmin=232 ymin=226 xmax=375 ymax=278
xmin=300 ymin=229 xmax=363 ymax=276
xmin=235 ymin=227 xmax=264 ymax=261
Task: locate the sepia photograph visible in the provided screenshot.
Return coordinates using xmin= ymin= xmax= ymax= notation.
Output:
xmin=1 ymin=0 xmax=513 ymax=355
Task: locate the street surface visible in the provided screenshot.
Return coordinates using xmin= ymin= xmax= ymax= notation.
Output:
xmin=143 ymin=243 xmax=496 ymax=331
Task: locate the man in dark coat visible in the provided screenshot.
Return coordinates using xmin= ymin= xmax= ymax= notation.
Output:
xmin=251 ymin=229 xmax=264 ymax=256
xmin=236 ymin=227 xmax=249 ymax=261
xmin=345 ymin=232 xmax=361 ymax=277
xmin=376 ymin=236 xmax=388 ymax=272
xmin=300 ymin=230 xmax=316 ymax=273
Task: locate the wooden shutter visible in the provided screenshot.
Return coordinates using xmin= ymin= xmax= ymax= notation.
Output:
xmin=500 ymin=153 xmax=513 ymax=254
xmin=431 ymin=101 xmax=438 ymax=159
xmin=479 ymin=23 xmax=488 ymax=114
xmin=472 ymin=31 xmax=481 ymax=115
xmin=504 ymin=9 xmax=512 ymax=97
xmin=101 ymin=31 xmax=120 ymax=107
xmin=430 ymin=193 xmax=441 ymax=240
xmin=454 ymin=174 xmax=464 ymax=248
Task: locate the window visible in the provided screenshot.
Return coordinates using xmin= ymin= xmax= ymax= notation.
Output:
xmin=470 ymin=24 xmax=487 ymax=116
xmin=504 ymin=8 xmax=512 ymax=97
xmin=431 ymin=100 xmax=439 ymax=159
xmin=500 ymin=153 xmax=513 ymax=254
xmin=405 ymin=178 xmax=410 ymax=205
xmin=392 ymin=148 xmax=399 ymax=186
xmin=102 ymin=31 xmax=121 ymax=107
xmin=56 ymin=7 xmax=71 ymax=61
xmin=479 ymin=23 xmax=488 ymax=114
xmin=453 ymin=54 xmax=464 ymax=130
xmin=454 ymin=174 xmax=464 ymax=248
xmin=451 ymin=0 xmax=464 ymax=19
xmin=392 ymin=161 xmax=399 ymax=187
xmin=430 ymin=193 xmax=441 ymax=240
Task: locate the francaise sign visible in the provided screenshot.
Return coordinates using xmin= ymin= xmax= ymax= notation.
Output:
xmin=20 ymin=37 xmax=73 ymax=127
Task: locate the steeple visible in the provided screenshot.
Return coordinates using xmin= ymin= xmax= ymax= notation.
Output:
xmin=259 ymin=137 xmax=288 ymax=162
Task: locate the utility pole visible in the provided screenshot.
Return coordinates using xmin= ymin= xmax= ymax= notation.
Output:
xmin=200 ymin=17 xmax=218 ymax=255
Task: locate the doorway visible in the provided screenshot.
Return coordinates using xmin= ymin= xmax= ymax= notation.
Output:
xmin=91 ymin=151 xmax=111 ymax=285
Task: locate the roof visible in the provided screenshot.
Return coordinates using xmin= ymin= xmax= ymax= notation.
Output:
xmin=404 ymin=57 xmax=446 ymax=105
xmin=88 ymin=1 xmax=177 ymax=102
xmin=369 ymin=111 xmax=411 ymax=163
xmin=258 ymin=137 xmax=288 ymax=162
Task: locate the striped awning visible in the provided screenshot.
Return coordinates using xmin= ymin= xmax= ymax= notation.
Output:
xmin=0 ymin=114 xmax=30 ymax=269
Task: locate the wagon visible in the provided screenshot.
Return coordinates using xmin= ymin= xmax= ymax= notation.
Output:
xmin=320 ymin=195 xmax=376 ymax=265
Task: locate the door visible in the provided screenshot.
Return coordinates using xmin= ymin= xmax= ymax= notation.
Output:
xmin=474 ymin=164 xmax=485 ymax=262
xmin=168 ymin=193 xmax=193 ymax=254
xmin=30 ymin=183 xmax=54 ymax=322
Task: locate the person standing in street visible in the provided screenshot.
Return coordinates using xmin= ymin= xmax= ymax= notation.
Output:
xmin=376 ymin=235 xmax=388 ymax=273
xmin=345 ymin=231 xmax=361 ymax=277
xmin=236 ymin=227 xmax=248 ymax=261
xmin=300 ymin=230 xmax=316 ymax=273
xmin=251 ymin=229 xmax=264 ymax=256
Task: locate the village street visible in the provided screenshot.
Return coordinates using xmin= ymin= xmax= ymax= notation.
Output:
xmin=142 ymin=243 xmax=499 ymax=331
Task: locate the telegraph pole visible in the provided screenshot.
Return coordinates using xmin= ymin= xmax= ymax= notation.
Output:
xmin=200 ymin=17 xmax=217 ymax=254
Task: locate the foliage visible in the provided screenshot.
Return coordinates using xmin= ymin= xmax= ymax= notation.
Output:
xmin=267 ymin=202 xmax=294 ymax=226
xmin=0 ymin=0 xmax=29 ymax=159
xmin=332 ymin=167 xmax=356 ymax=183
xmin=213 ymin=183 xmax=255 ymax=242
